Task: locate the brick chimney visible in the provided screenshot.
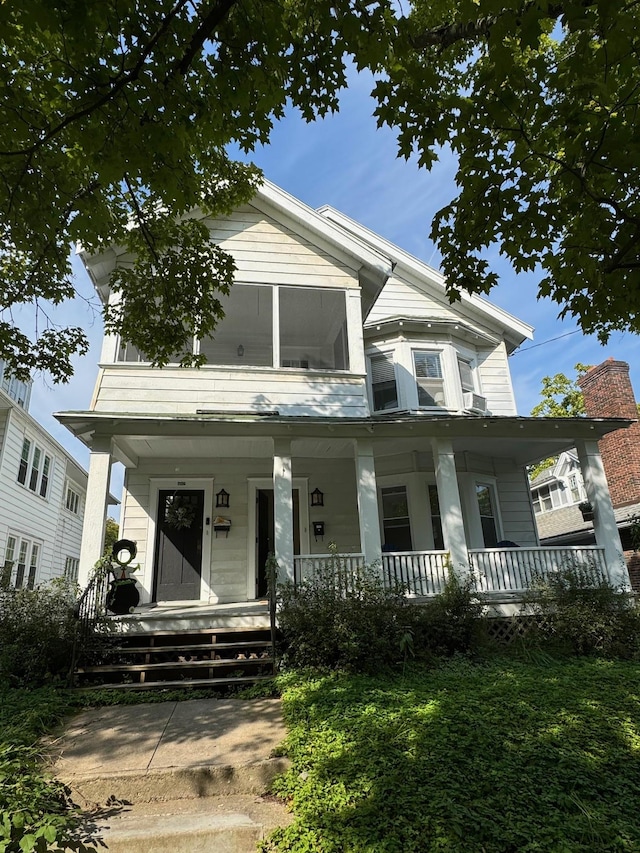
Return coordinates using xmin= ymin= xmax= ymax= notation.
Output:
xmin=578 ymin=359 xmax=640 ymax=508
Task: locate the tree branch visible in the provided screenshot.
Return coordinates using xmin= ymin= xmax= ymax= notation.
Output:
xmin=0 ymin=0 xmax=191 ymax=158
xmin=410 ymin=1 xmax=592 ymax=51
xmin=173 ymin=0 xmax=239 ymax=77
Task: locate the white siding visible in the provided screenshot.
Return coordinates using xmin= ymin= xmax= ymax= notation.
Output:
xmin=477 ymin=343 xmax=517 ymax=416
xmin=495 ymin=462 xmax=538 ymax=546
xmin=206 ymin=205 xmax=360 ymax=288
xmin=0 ymin=411 xmax=73 ymax=583
xmin=52 ymin=471 xmax=86 ymax=580
xmin=121 ymin=457 xmax=362 ymax=604
xmin=93 ymin=366 xmax=368 ymax=417
xmin=367 ymin=275 xmax=459 ymax=323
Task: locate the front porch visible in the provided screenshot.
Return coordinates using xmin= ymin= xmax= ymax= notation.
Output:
xmin=57 ymin=410 xmax=633 ymax=611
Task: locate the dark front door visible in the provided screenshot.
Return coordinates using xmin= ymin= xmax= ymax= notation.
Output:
xmin=256 ymin=488 xmax=300 ymax=597
xmin=154 ymin=489 xmax=204 ymax=601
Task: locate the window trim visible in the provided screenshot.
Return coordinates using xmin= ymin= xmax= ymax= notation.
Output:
xmin=116 ymin=282 xmax=353 ymax=373
xmin=5 ymin=532 xmax=42 ymax=589
xmin=17 ymin=436 xmax=52 ymax=499
xmin=65 ymin=484 xmax=81 ymax=515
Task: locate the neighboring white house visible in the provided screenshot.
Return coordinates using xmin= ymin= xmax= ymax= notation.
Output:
xmin=56 ymin=181 xmax=632 ymax=612
xmin=0 ymin=360 xmax=89 ymax=588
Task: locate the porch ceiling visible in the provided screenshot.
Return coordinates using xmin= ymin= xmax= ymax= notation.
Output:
xmin=55 ymin=411 xmax=632 ymax=468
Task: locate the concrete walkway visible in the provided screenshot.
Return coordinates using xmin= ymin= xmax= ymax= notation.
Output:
xmin=48 ymin=697 xmax=292 ymax=852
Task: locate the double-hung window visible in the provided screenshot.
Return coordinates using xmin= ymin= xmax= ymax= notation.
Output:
xmin=370 ymin=353 xmax=398 ymax=411
xmin=476 ymin=484 xmax=499 ymax=547
xmin=6 ymin=535 xmax=40 ymax=589
xmin=17 ymin=437 xmax=52 ymax=498
xmin=413 ymin=351 xmax=445 ymax=407
xmin=66 ymin=486 xmax=80 ymax=514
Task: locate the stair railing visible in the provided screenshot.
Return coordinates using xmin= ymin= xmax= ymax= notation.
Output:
xmin=67 ymin=555 xmax=114 ymax=684
xmin=265 ymin=552 xmax=279 ymax=676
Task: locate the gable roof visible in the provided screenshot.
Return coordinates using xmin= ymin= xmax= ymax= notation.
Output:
xmin=81 ymin=180 xmax=394 ymax=317
xmin=317 ymin=205 xmax=533 ymax=353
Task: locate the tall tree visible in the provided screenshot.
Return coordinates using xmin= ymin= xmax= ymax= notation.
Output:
xmin=1 ymin=1 xmax=640 ymax=381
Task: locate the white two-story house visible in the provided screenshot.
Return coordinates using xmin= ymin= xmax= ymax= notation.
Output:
xmin=57 ymin=181 xmax=631 ymax=618
xmin=0 ymin=361 xmax=89 ymax=588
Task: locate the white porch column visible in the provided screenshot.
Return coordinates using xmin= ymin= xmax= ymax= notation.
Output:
xmin=273 ymin=438 xmax=294 ymax=583
xmin=431 ymin=438 xmax=469 ymax=575
xmin=575 ymin=439 xmax=630 ymax=588
xmin=353 ymin=439 xmax=382 ymax=566
xmin=78 ymin=436 xmax=113 ymax=588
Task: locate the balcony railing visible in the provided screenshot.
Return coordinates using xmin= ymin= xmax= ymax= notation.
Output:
xmin=293 ymin=546 xmax=609 ymax=598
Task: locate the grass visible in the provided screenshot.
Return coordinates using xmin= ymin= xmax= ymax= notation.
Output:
xmin=263 ymin=657 xmax=640 ymax=853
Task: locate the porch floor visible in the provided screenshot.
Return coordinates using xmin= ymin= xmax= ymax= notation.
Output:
xmin=114 ymin=599 xmax=270 ymax=633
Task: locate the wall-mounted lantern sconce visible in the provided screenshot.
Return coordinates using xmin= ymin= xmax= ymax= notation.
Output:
xmin=237 ymin=344 xmax=244 ymax=357
xmin=216 ymin=488 xmax=230 ymax=508
xmin=313 ymin=521 xmax=325 ymax=540
xmin=311 ymin=488 xmax=324 ymax=507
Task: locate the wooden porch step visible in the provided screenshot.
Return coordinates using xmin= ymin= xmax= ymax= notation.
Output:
xmin=118 ymin=626 xmax=270 ymax=638
xmin=77 ymin=656 xmax=273 ymax=674
xmin=78 ymin=675 xmax=275 ymax=691
xmin=107 ymin=640 xmax=271 ymax=655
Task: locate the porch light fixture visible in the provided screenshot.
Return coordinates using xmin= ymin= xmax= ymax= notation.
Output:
xmin=216 ymin=488 xmax=230 ymax=508
xmin=311 ymin=488 xmax=324 ymax=507
xmin=237 ymin=344 xmax=244 ymax=357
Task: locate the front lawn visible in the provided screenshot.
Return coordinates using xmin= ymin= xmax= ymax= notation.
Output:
xmin=0 ymin=686 xmax=87 ymax=852
xmin=265 ymin=657 xmax=640 ymax=852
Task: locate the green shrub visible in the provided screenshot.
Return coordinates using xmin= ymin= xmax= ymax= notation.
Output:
xmin=524 ymin=562 xmax=640 ymax=657
xmin=0 ymin=578 xmax=79 ymax=686
xmin=278 ymin=557 xmax=409 ymax=673
xmin=402 ymin=569 xmax=485 ymax=658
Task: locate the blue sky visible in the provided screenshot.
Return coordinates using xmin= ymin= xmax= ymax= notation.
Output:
xmin=26 ymin=71 xmax=640 ymax=515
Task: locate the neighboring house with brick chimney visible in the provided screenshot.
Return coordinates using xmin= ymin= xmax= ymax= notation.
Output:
xmin=532 ymin=359 xmax=640 ymax=589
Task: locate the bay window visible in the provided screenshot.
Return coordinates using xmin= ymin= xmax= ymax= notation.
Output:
xmin=413 ymin=351 xmax=445 ymax=407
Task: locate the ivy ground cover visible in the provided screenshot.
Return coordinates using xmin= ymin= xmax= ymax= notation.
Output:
xmin=265 ymin=658 xmax=640 ymax=853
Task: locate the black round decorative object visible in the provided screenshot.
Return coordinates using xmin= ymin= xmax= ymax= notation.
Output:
xmin=107 ymin=539 xmax=140 ymax=614
xmin=106 ymin=577 xmax=140 ymax=615
xmin=112 ymin=539 xmax=137 ymax=566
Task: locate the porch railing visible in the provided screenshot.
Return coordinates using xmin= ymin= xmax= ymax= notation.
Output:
xmin=382 ymin=551 xmax=449 ymax=596
xmin=294 ymin=553 xmax=365 ymax=591
xmin=469 ymin=546 xmax=608 ymax=595
xmin=294 ymin=546 xmax=610 ymax=599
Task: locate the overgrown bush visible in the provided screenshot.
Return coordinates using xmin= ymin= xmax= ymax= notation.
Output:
xmin=401 ymin=569 xmax=485 ymax=659
xmin=0 ymin=578 xmax=79 ymax=686
xmin=278 ymin=557 xmax=409 ymax=673
xmin=524 ymin=562 xmax=640 ymax=658
xmin=278 ymin=555 xmax=486 ymax=672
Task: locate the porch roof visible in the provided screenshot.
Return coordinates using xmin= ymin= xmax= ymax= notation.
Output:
xmin=55 ymin=410 xmax=632 ymax=469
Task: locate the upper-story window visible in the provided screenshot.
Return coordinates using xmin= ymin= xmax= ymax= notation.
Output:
xmin=0 ymin=361 xmax=31 ymax=410
xmin=368 ymin=341 xmax=485 ymax=414
xmin=532 ymin=481 xmax=568 ymax=514
xmin=457 ymin=357 xmax=475 ymax=394
xmin=117 ymin=284 xmax=350 ymax=371
xmin=413 ymin=351 xmax=445 ymax=407
xmin=280 ymin=287 xmax=348 ymax=370
xmin=17 ymin=437 xmax=52 ymax=498
xmin=66 ymin=486 xmax=81 ymax=514
xmin=370 ymin=353 xmax=398 ymax=411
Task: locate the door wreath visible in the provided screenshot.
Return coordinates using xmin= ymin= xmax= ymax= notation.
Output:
xmin=165 ymin=494 xmax=196 ymax=530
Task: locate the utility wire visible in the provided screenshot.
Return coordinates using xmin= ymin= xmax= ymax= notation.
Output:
xmin=510 ymin=328 xmax=581 ymax=355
